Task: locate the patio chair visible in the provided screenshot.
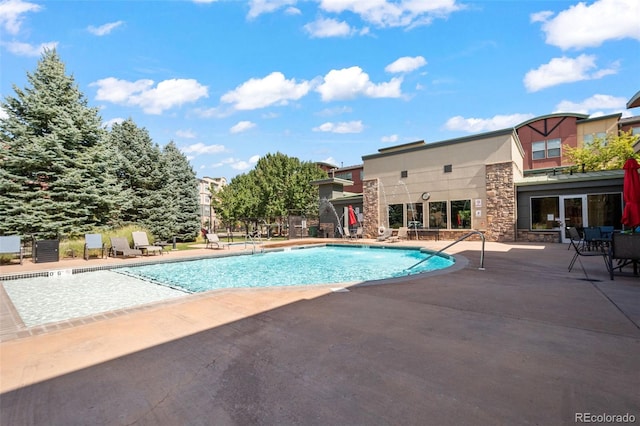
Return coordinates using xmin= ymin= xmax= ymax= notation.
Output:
xmin=0 ymin=235 xmax=23 ymax=265
xmin=397 ymin=227 xmax=409 ymax=241
xmin=206 ymin=233 xmax=228 ymax=249
xmin=132 ymin=231 xmax=163 ymax=256
xmin=608 ymin=232 xmax=640 ymax=280
xmin=376 ymin=228 xmax=393 ymax=242
xmin=343 ymin=227 xmax=353 ymax=239
xmin=583 ymin=227 xmax=602 ymax=251
xmin=109 ymin=237 xmax=142 ymax=258
xmin=354 ymin=227 xmax=364 ymax=239
xmin=567 ymin=227 xmax=609 ymax=280
xmin=84 ymin=233 xmax=106 ymax=260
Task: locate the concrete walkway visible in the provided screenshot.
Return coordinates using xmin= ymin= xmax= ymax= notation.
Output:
xmin=1 ymin=240 xmax=639 ymax=425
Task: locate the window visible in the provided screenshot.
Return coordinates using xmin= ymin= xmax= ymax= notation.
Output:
xmin=532 ymin=138 xmax=561 ymax=159
xmin=587 ymin=193 xmax=622 ymax=227
xmin=388 ymin=204 xmax=403 ymax=228
xmin=406 ymin=203 xmax=423 ymax=228
xmin=530 ymin=197 xmax=559 ymax=230
xmin=547 ymin=139 xmax=561 ymax=157
xmin=335 ymin=172 xmax=352 ymax=180
xmin=583 ymin=132 xmax=606 ymax=146
xmin=428 ymin=201 xmax=447 ymax=229
xmin=443 ymin=164 xmax=452 ymax=173
xmin=450 ymin=200 xmax=471 ymax=229
xmin=401 ymin=170 xmax=408 ymax=178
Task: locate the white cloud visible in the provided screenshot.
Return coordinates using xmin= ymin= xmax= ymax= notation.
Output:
xmin=313 ymin=120 xmax=364 ymax=133
xmin=304 ymin=17 xmax=353 ymax=38
xmin=534 ymin=0 xmax=640 ymax=50
xmin=220 ymin=72 xmax=311 ymax=110
xmin=316 ymin=66 xmax=403 ymax=101
xmin=247 ymin=0 xmax=297 ymax=19
xmin=182 ymin=142 xmax=226 ymax=154
xmin=103 ymin=117 xmax=124 ymax=128
xmin=322 ymin=156 xmax=338 ymax=167
xmin=223 ymin=155 xmax=260 ymax=171
xmin=230 ymin=120 xmax=256 ymax=133
xmin=91 ymin=77 xmax=208 ymax=114
xmin=284 ymin=6 xmax=301 ymax=15
xmin=385 ymin=56 xmax=427 ymax=73
xmin=2 ymin=41 xmax=57 ymax=57
xmin=444 ymin=113 xmax=535 ymax=133
xmin=87 ymin=21 xmax=124 ymax=36
xmin=523 ymin=54 xmax=617 ymax=92
xmin=316 ymin=106 xmax=353 ymax=116
xmin=0 ymin=0 xmax=41 ymax=35
xmin=176 ymin=129 xmax=197 ymax=138
xmin=318 ymin=0 xmax=461 ymax=29
xmin=554 ymin=94 xmax=628 ymax=115
xmin=381 ymin=134 xmax=398 ymax=143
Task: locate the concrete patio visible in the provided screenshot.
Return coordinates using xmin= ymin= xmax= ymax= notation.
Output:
xmin=1 ymin=240 xmax=639 ymax=425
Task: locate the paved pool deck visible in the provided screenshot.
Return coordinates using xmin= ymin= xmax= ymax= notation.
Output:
xmin=1 ymin=239 xmax=639 ymax=425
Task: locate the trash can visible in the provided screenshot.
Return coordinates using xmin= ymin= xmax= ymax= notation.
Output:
xmin=34 ymin=239 xmax=59 ymax=263
xmin=309 ymin=226 xmax=318 ymax=238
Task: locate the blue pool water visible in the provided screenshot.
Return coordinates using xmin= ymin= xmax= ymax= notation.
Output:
xmin=118 ymin=245 xmax=454 ymax=293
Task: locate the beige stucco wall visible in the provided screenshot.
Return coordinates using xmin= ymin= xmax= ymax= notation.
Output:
xmin=363 ymin=131 xmax=522 ymax=235
xmin=575 ymin=116 xmax=620 ymax=145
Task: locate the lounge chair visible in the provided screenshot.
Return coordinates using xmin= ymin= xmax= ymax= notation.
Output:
xmin=396 ymin=227 xmax=409 ymax=241
xmin=84 ymin=233 xmax=106 ymax=260
xmin=0 ymin=235 xmax=23 ymax=265
xmin=354 ymin=227 xmax=364 ymax=239
xmin=132 ymin=231 xmax=163 ymax=256
xmin=376 ymin=228 xmax=393 ymax=242
xmin=206 ymin=233 xmax=228 ymax=249
xmin=109 ymin=237 xmax=142 ymax=258
xmin=343 ymin=227 xmax=353 ymax=239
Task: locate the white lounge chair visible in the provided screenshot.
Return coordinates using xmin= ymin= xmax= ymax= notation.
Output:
xmin=132 ymin=231 xmax=163 ymax=256
xmin=206 ymin=233 xmax=228 ymax=249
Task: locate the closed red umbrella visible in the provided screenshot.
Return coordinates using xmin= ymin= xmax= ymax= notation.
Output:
xmin=348 ymin=205 xmax=357 ymax=226
xmin=621 ymin=158 xmax=640 ymax=229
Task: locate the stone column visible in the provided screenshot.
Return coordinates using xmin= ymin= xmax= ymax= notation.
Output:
xmin=363 ymin=178 xmax=380 ymax=239
xmin=485 ymin=162 xmax=516 ymax=242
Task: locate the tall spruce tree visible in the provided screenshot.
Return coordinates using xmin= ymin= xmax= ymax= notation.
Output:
xmin=161 ymin=141 xmax=200 ymax=241
xmin=108 ymin=118 xmax=168 ymax=238
xmin=0 ymin=49 xmax=121 ymax=238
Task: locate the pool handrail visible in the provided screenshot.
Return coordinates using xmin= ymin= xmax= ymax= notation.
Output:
xmin=406 ymin=230 xmax=486 ymax=272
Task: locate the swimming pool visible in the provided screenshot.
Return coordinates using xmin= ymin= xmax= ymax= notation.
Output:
xmin=118 ymin=245 xmax=455 ymax=293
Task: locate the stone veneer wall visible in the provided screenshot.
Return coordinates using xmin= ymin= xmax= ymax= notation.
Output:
xmin=516 ymin=230 xmax=561 ymax=243
xmin=485 ymin=162 xmax=516 ymax=242
xmin=362 ymin=179 xmax=380 ymax=239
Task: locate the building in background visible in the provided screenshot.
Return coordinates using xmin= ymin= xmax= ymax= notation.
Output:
xmin=198 ymin=177 xmax=227 ymax=231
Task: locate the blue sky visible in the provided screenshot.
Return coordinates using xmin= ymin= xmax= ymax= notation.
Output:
xmin=1 ymin=0 xmax=639 ymax=180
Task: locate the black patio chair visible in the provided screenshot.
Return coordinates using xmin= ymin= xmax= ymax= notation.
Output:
xmin=567 ymin=227 xmax=610 ymax=280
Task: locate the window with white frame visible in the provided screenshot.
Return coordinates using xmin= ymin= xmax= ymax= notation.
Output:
xmin=532 ymin=138 xmax=561 ymax=159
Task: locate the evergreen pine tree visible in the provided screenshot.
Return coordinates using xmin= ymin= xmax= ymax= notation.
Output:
xmin=162 ymin=141 xmax=200 ymax=241
xmin=108 ymin=118 xmax=168 ymax=238
xmin=0 ymin=49 xmax=120 ymax=238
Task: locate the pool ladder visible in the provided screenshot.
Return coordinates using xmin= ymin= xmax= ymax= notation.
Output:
xmin=405 ymin=230 xmax=486 ymax=273
xmin=245 ymin=234 xmax=264 ymax=254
